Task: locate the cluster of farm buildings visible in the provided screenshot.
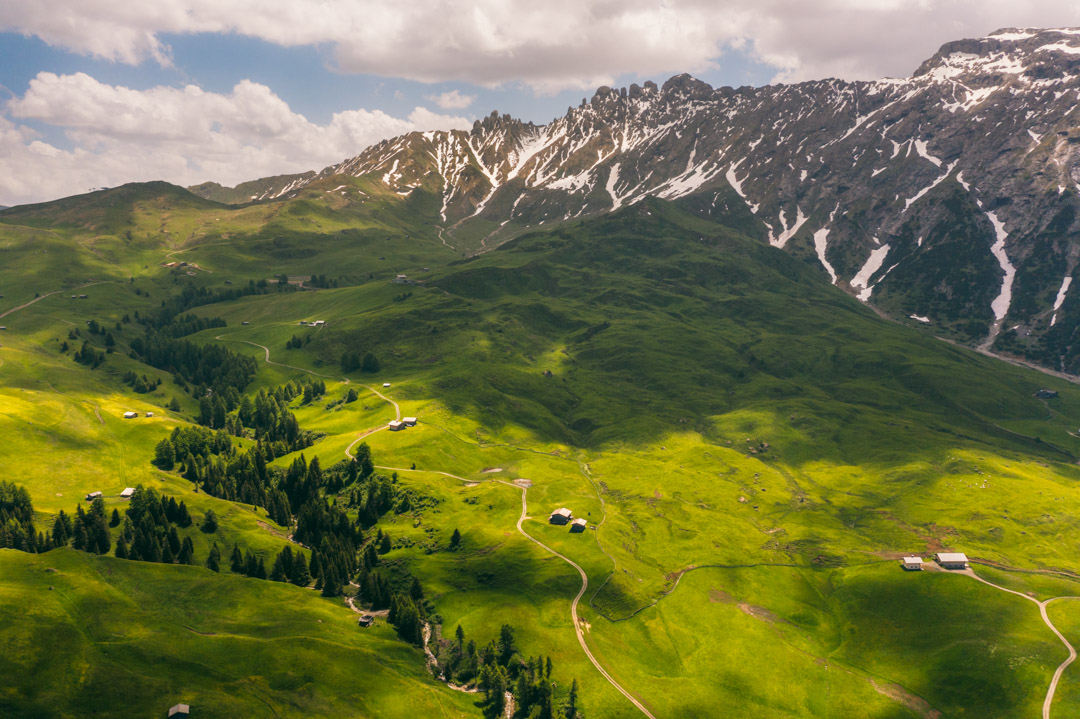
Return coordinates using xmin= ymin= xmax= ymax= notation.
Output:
xmin=900 ymin=553 xmax=969 ymax=571
xmin=85 ymin=488 xmax=136 ymax=501
xmin=549 ymin=507 xmax=588 ymax=533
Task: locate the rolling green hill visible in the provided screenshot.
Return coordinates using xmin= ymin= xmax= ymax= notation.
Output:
xmin=4 ymin=185 xmax=1080 ymax=718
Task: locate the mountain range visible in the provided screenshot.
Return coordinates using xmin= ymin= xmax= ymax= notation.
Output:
xmin=191 ymin=27 xmax=1080 ymax=375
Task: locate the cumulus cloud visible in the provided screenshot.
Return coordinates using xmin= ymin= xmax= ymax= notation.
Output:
xmin=426 ymin=90 xmax=477 ymax=110
xmin=2 ymin=1 xmax=1080 ymax=90
xmin=0 ymin=72 xmax=468 ymax=205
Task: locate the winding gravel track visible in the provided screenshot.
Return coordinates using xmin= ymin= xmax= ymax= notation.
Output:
xmin=0 ymin=281 xmax=109 ymax=319
xmin=228 ymin=332 xmax=654 ymax=715
xmin=371 ymin=462 xmax=656 ymax=718
xmin=962 ymin=567 xmax=1079 ymax=719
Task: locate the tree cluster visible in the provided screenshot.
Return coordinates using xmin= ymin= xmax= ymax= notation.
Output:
xmin=433 ymin=624 xmax=583 ymax=719
xmin=122 ymin=370 xmax=162 ymax=394
xmin=0 ymin=481 xmax=40 ymax=551
xmin=73 ymin=340 xmax=106 ymax=368
xmin=109 ymin=487 xmax=195 ymax=565
xmin=306 ymin=274 xmax=339 ymax=289
xmin=130 ymin=332 xmax=257 ymax=401
xmin=340 ymin=351 xmax=380 ymax=373
xmin=138 ymin=280 xmax=290 ymax=331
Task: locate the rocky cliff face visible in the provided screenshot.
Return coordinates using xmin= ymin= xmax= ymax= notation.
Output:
xmin=192 ymin=28 xmax=1080 ymax=372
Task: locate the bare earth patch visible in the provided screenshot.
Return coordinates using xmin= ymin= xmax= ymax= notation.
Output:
xmin=870 ymin=680 xmax=941 ymax=719
xmin=708 ymin=588 xmax=735 ymax=604
xmin=738 ymin=602 xmax=785 ymax=624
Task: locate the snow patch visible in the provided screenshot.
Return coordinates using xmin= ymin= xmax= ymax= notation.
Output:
xmin=1038 ymin=42 xmax=1080 ymax=56
xmin=813 ymin=225 xmax=838 ymax=284
xmin=910 ymin=314 xmax=932 ymax=323
xmin=770 ymin=207 xmax=808 ymax=248
xmin=904 ymin=162 xmax=957 ymax=212
xmin=851 ymin=242 xmax=892 ymax=301
xmin=913 ymin=139 xmax=943 ymax=167
xmin=725 ymin=160 xmax=757 ymax=213
xmin=985 ymin=210 xmax=1017 ymax=326
xmin=1051 ymin=275 xmax=1073 ymax=327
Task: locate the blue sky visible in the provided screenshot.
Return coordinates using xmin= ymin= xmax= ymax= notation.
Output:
xmin=0 ymin=0 xmax=1076 ymax=205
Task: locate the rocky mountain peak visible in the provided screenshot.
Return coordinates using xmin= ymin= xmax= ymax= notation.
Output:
xmin=190 ymin=28 xmax=1080 ymax=375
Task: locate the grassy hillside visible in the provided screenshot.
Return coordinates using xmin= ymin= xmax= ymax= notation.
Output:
xmin=5 ymin=185 xmax=1080 ymax=718
xmin=0 ymin=549 xmax=475 ymax=719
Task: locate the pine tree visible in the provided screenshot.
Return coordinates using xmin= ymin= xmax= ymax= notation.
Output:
xmin=379 ymin=532 xmax=391 ymax=554
xmin=499 ymin=624 xmax=517 ymax=666
xmin=207 ymin=542 xmax=221 ymax=572
xmin=202 ymin=509 xmax=219 ymax=533
xmin=456 ymin=624 xmax=465 ymax=648
xmin=177 ymin=501 xmax=191 ymax=527
xmin=110 ymin=508 xmax=121 ymax=527
xmin=291 ymin=553 xmax=311 ymax=586
xmin=162 ymin=542 xmax=175 ymax=564
xmin=270 ymin=551 xmax=288 ymax=582
xmin=449 ymin=527 xmax=462 ymax=550
xmin=255 ymin=557 xmax=267 ymax=580
xmin=567 ymin=678 xmax=579 ymax=719
xmin=167 ymin=526 xmax=181 ymax=556
xmin=92 ymin=515 xmax=111 ymax=554
xmin=230 ymin=543 xmax=243 ymax=573
xmin=180 ymin=536 xmax=195 ymax=565
xmin=361 ymin=352 xmax=380 ymax=373
xmin=115 ymin=536 xmax=129 ymax=559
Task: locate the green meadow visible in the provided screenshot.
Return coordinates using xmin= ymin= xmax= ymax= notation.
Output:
xmin=4 ymin=184 xmax=1080 ymax=717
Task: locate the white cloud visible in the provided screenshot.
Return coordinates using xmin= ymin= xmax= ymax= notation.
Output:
xmin=425 ymin=90 xmax=477 ymax=110
xmin=2 ymin=1 xmax=1080 ymax=90
xmin=0 ymin=72 xmax=468 ymax=205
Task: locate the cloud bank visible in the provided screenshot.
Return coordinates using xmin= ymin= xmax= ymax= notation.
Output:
xmin=3 ymin=1 xmax=1080 ymax=90
xmin=0 ymin=72 xmax=467 ymax=205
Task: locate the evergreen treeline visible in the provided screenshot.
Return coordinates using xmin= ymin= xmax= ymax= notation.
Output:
xmin=73 ymin=340 xmax=106 ymax=368
xmin=108 ymin=487 xmax=196 ymax=565
xmin=130 ymin=331 xmax=257 ymax=400
xmin=0 ymin=481 xmax=39 ymax=551
xmin=154 ymin=313 xmax=227 ymax=339
xmin=122 ymin=370 xmax=162 ymax=394
xmin=339 ymin=351 xmax=380 ymax=373
xmin=306 ymin=274 xmax=339 ymax=289
xmin=140 ymin=280 xmax=293 ymax=331
xmin=434 ymin=624 xmax=584 ymax=719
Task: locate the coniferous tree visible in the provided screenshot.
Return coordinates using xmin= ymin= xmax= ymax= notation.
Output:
xmin=115 ymin=536 xmax=129 ymax=559
xmin=449 ymin=528 xmax=462 ymax=550
xmin=110 ymin=508 xmax=121 ymax=527
xmin=202 ymin=509 xmax=219 ymax=533
xmin=270 ymin=551 xmax=288 ymax=582
xmin=162 ymin=542 xmax=175 ymax=564
xmin=361 ymin=352 xmax=380 ymax=373
xmin=291 ymin=552 xmax=311 ymax=586
xmin=255 ymin=557 xmax=267 ymax=580
xmin=230 ymin=543 xmax=244 ymax=573
xmin=154 ymin=433 xmax=174 ymax=468
xmin=167 ymin=526 xmax=181 ymax=556
xmin=178 ymin=538 xmax=193 ymax=565
xmin=207 ymin=542 xmax=221 ymax=572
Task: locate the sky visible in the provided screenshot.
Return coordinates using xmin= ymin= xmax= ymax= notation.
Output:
xmin=1 ymin=1 xmax=1079 ymax=206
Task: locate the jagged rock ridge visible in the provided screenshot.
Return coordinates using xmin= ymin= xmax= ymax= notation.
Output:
xmin=192 ymin=28 xmax=1080 ymax=373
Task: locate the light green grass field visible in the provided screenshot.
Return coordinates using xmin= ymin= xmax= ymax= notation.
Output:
xmin=6 ymin=187 xmax=1080 ymax=717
